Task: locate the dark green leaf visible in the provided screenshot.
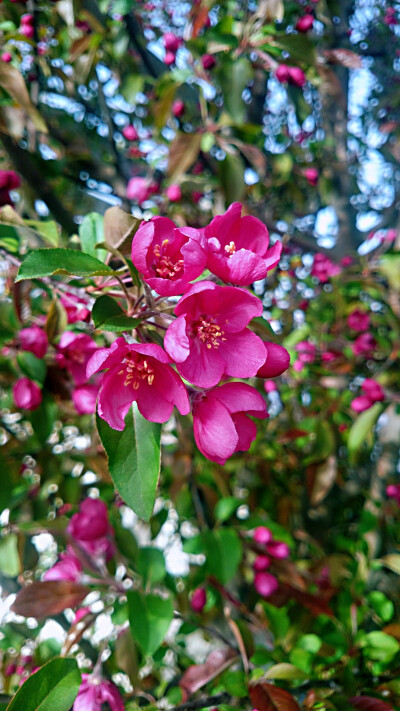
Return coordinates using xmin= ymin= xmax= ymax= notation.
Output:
xmin=16 ymin=249 xmax=114 ymax=282
xmin=348 ymin=403 xmax=384 ymax=462
xmin=92 ymin=295 xmax=141 ymax=332
xmin=6 ymin=657 xmax=81 ymax=711
xmin=218 ymin=154 xmax=246 ymax=205
xmin=217 ymin=57 xmax=253 ymax=122
xmin=79 ymin=213 xmax=107 ymax=261
xmin=136 ymin=547 xmax=166 ymax=584
xmin=127 ymin=590 xmax=173 ymax=656
xmin=96 ymin=404 xmax=161 ymax=521
xmin=17 ymin=352 xmax=46 ymax=386
xmin=204 ymin=528 xmax=242 ymax=584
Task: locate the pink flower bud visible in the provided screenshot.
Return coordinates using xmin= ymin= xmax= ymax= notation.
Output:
xmin=201 ymin=53 xmax=216 ymax=70
xmin=72 ymin=383 xmax=100 ymax=415
xmin=126 ymin=176 xmax=157 ymax=204
xmin=303 ymin=167 xmax=319 ymax=186
xmin=1 ymin=52 xmax=12 ymax=63
xmin=276 ymin=64 xmax=290 ymax=83
xmin=257 ymin=342 xmax=290 ymax=379
xmin=253 ymin=526 xmax=272 ymax=545
xmin=164 ymin=51 xmax=176 ymax=66
xmin=166 ymin=184 xmax=182 ymax=202
xmin=172 ymin=99 xmax=185 ymax=118
xmin=122 ymin=124 xmax=139 ymax=141
xmin=264 ymin=380 xmax=277 ymax=393
xmin=351 ymin=395 xmax=373 ymax=413
xmin=361 ymin=378 xmax=384 ymax=402
xmin=296 ymin=14 xmax=314 ymax=32
xmin=163 ymin=32 xmax=181 ymax=52
xmin=254 ymin=571 xmax=279 ymax=597
xmin=341 ymin=256 xmax=353 ymax=267
xmin=351 ymin=332 xmax=377 ymax=357
xmin=190 ymin=587 xmax=207 ymax=612
xmin=21 ymin=13 xmax=34 ymax=25
xmin=347 ymin=308 xmax=370 ymax=332
xmin=387 ymin=484 xmax=400 ymax=504
xmin=266 ymin=540 xmax=290 ymax=559
xmin=19 ymin=325 xmax=48 ymax=359
xmin=20 ymin=24 xmax=34 ymax=38
xmin=253 ymin=555 xmax=271 ymax=571
xmin=74 ymin=607 xmax=90 ymax=624
xmin=13 ymin=378 xmax=42 ymax=411
xmin=288 ymin=66 xmax=306 ymax=87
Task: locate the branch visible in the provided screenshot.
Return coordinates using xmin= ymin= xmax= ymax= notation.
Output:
xmin=0 ymin=132 xmax=76 ymax=235
xmin=173 ymin=692 xmax=231 ymax=711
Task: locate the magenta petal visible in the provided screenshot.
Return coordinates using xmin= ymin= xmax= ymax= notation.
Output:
xmin=178 ymin=343 xmax=225 ymax=388
xmin=131 ymin=219 xmax=157 ymax=274
xmin=351 ymin=395 xmax=373 ymax=413
xmin=193 ymin=396 xmax=238 ymax=464
xmin=129 ymin=342 xmax=171 ymax=363
xmin=164 ymin=315 xmax=190 ymax=363
xmin=232 ymin=412 xmax=258 ymax=452
xmin=213 ymin=382 xmax=267 ymax=417
xmin=136 ymin=383 xmax=174 ymax=422
xmin=263 ymin=240 xmax=282 ymax=270
xmin=257 ymin=342 xmax=290 ymax=378
xmin=224 ymin=250 xmax=271 ymax=285
xmin=97 ymin=370 xmax=135 ymax=430
xmin=152 ymin=363 xmax=190 ymax=414
xmin=219 ymin=330 xmax=266 ymax=379
xmin=86 ymin=338 xmax=127 ymax=378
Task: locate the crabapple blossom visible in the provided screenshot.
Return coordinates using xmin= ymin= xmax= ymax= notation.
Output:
xmin=164 ymin=281 xmax=266 ymax=387
xmin=166 ymin=184 xmax=182 ymax=202
xmin=0 ymin=169 xmax=21 ymax=206
xmin=201 ymin=53 xmax=216 ymax=69
xmin=192 ymin=382 xmax=268 ymax=464
xmin=72 ymin=382 xmax=101 ymax=415
xmin=311 ymin=253 xmax=341 ymax=282
xmin=254 ymin=571 xmax=278 ymax=597
xmin=387 ymin=484 xmax=400 ymax=504
xmin=131 ymin=216 xmax=207 ymax=296
xmin=67 ymin=497 xmax=115 ymax=560
xmin=122 ymin=125 xmax=139 ymax=141
xmin=1 ymin=52 xmax=12 ymax=62
xmin=19 ymin=325 xmax=48 ymax=359
xmin=43 ymin=549 xmax=82 ymax=582
xmin=351 ymin=332 xmax=377 ymax=357
xmin=296 ymin=14 xmax=314 ymax=31
xmin=13 ymin=378 xmax=42 ymax=411
xmin=164 ymin=51 xmax=176 ymax=65
xmin=253 ymin=555 xmax=271 ymax=571
xmin=60 ymin=292 xmax=91 ymax=323
xmin=56 ymin=332 xmax=98 ymax=385
xmin=351 ymin=378 xmax=384 ymax=413
xmin=347 ymin=308 xmax=370 ymax=332
xmin=257 ymin=342 xmax=290 ymax=378
xmin=266 ymin=540 xmax=290 ymax=559
xmin=87 ymin=338 xmax=190 ymax=429
xmin=172 ymin=99 xmax=185 ymax=117
xmin=162 ymin=32 xmax=181 ymax=52
xmin=253 ymin=526 xmax=272 ymax=545
xmin=126 ymin=176 xmax=156 ymax=204
xmin=303 ymin=167 xmax=319 ymax=186
xmin=73 ymin=674 xmax=124 ymax=711
xmin=190 ymin=587 xmax=207 ymax=612
xmin=205 ymin=202 xmax=282 ymax=285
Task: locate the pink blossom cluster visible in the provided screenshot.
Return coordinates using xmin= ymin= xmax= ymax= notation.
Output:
xmin=252 ymin=526 xmax=290 ymax=598
xmin=73 ymin=673 xmax=123 ymax=711
xmin=162 ymin=31 xmax=181 ymax=65
xmin=351 ymin=378 xmax=384 ymax=413
xmin=44 ymin=498 xmax=115 ymax=582
xmin=276 ymin=64 xmax=306 ymax=87
xmin=386 ymin=483 xmax=400 ymax=505
xmin=88 ymin=203 xmax=289 ymax=463
xmin=347 ymin=306 xmax=377 ymax=358
xmin=311 ymin=253 xmax=341 ymax=283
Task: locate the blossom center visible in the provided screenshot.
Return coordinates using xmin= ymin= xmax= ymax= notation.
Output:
xmin=192 ymin=316 xmax=226 ymax=349
xmin=224 ymin=241 xmax=236 ymax=257
xmin=119 ymin=355 xmax=155 ymax=389
xmin=153 ymin=239 xmax=184 ymax=279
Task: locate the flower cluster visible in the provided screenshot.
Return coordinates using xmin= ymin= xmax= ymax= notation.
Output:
xmin=89 ymin=203 xmax=289 ymax=463
xmin=252 ymin=526 xmax=290 ymax=598
xmin=44 ymin=498 xmax=115 ymax=581
xmin=351 ymin=378 xmax=384 ymax=413
xmin=73 ymin=673 xmax=123 ymax=711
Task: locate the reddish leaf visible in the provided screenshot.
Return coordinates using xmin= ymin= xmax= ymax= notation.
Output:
xmin=249 ymin=683 xmax=301 ymax=711
xmin=11 ymin=581 xmax=89 ymax=619
xmin=324 ymin=49 xmax=363 ymax=68
xmin=190 ymin=2 xmax=210 ymax=38
xmin=180 ymin=647 xmax=238 ymax=698
xmin=350 ymin=696 xmax=395 ymax=711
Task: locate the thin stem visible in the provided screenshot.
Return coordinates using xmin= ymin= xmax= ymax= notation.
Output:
xmin=172 ymin=692 xmax=231 ymax=711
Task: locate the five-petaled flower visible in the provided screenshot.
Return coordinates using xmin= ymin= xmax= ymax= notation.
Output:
xmin=131 ymin=216 xmax=207 ymax=296
xmin=164 ymin=281 xmax=266 ymax=388
xmin=205 ymin=202 xmax=282 ymax=286
xmin=87 ymin=337 xmax=190 ymax=430
xmin=73 ymin=674 xmax=124 ymax=711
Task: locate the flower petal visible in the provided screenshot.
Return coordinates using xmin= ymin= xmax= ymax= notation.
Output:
xmin=219 ymin=330 xmax=266 ymax=379
xmin=193 ymin=396 xmax=238 ymax=464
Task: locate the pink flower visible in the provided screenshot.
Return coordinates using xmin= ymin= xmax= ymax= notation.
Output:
xmin=60 ymin=293 xmax=91 ymax=323
xmin=122 ymin=125 xmax=138 ymax=141
xmin=347 ymin=308 xmax=370 ymax=332
xmin=172 ymin=99 xmax=185 ymax=118
xmin=163 ymin=32 xmax=181 ymax=52
xmin=44 ymin=549 xmax=82 ymax=582
xmin=205 ymin=203 xmax=282 ymax=286
xmin=201 ymin=53 xmax=216 ymax=70
xmin=351 ymin=332 xmax=377 ymax=357
xmin=19 ymin=325 xmax=48 ymax=359
xmin=256 ymin=342 xmax=290 ymax=378
xmin=276 ymin=65 xmax=306 ymax=87
xmin=87 ymin=337 xmax=190 ymax=429
xmin=351 ymin=378 xmax=384 ymax=413
xmin=296 ymin=14 xmax=314 ymax=32
xmin=21 ymin=13 xmax=34 ymax=25
xmin=192 ymin=382 xmax=268 ymax=464
xmin=126 ymin=177 xmax=157 ymax=204
xmin=341 ymin=256 xmax=353 ymax=266
xmin=20 ymin=24 xmax=34 ymax=38
xmin=0 ymin=169 xmax=21 ymax=206
xmin=264 ymin=380 xmax=277 ymax=393
xmin=266 ymin=540 xmax=290 ymax=559
xmin=351 ymin=395 xmax=373 ymax=413
xmin=56 ymin=332 xmax=98 ymax=385
xmin=1 ymin=52 xmax=12 ymax=63
xmin=253 ymin=555 xmax=271 ymax=571
xmin=166 ymin=184 xmax=182 ymax=202
xmin=190 ymin=587 xmax=207 ymax=612
xmin=74 ymin=607 xmax=90 ymax=624
xmin=294 ymin=341 xmax=317 ymax=370
xmin=131 ymin=216 xmax=207 ymax=296
xmin=253 ymin=526 xmax=272 ymax=545
xmin=303 ymin=167 xmax=319 ymax=186
xmin=13 ymin=378 xmax=42 ymax=411
xmin=311 ymin=253 xmax=341 ymax=282
xmin=72 ymin=383 xmax=101 ymax=415
xmin=387 ymin=484 xmax=400 ymax=504
xmin=68 ymin=498 xmax=115 ymax=560
xmin=73 ymin=674 xmax=124 ymax=711
xmin=254 ymin=571 xmax=278 ymax=597
xmin=164 ymin=51 xmax=176 ymax=65
xmin=164 ymin=281 xmax=266 ymax=388
xmin=275 ymin=64 xmax=290 ymax=83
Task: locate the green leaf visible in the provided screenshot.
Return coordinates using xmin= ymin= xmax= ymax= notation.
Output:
xmin=6 ymin=657 xmax=81 ymax=711
xmin=218 ymin=153 xmax=246 ymax=205
xmin=273 ymin=33 xmax=316 ymax=65
xmin=78 ymin=213 xmax=107 ymax=261
xmin=348 ymin=403 xmax=384 ymax=462
xmin=136 ymin=547 xmax=166 ymax=584
xmin=204 ymin=528 xmax=242 ymax=584
xmin=30 ymin=394 xmax=57 ymax=446
xmin=0 ymin=534 xmax=20 ymax=578
xmin=217 ymin=57 xmax=253 ymax=122
xmin=24 ymin=220 xmax=59 ymax=247
xmin=368 ymin=592 xmax=394 ymax=622
xmin=264 ymin=663 xmax=308 ymax=681
xmin=127 ymin=590 xmax=173 ymax=656
xmin=92 ymin=295 xmax=141 ymax=332
xmin=379 ymin=255 xmax=400 ymax=290
xmin=16 ymin=249 xmax=114 ymax=282
xmin=214 ymin=497 xmax=241 ymax=522
xmin=17 ymin=352 xmax=46 ymax=386
xmin=361 ymin=631 xmax=400 ymax=663
xmin=96 ymin=404 xmax=161 ymax=521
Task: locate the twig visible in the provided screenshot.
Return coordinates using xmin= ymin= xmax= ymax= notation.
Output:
xmin=172 ymin=692 xmax=231 ymax=711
